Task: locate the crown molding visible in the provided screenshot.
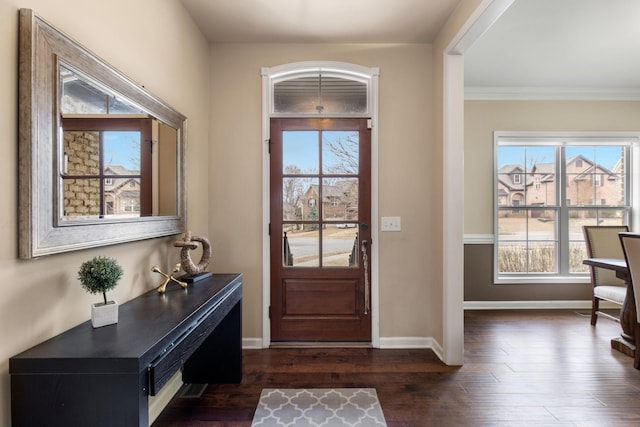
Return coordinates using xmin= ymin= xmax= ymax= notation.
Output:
xmin=465 ymin=86 xmax=640 ymax=101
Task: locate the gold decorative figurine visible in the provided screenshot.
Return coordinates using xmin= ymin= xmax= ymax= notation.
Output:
xmin=152 ymin=263 xmax=187 ymax=293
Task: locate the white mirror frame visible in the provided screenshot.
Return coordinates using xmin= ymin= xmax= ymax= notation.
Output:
xmin=18 ymin=9 xmax=187 ymax=259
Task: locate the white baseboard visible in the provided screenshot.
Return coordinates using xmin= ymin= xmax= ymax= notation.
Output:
xmin=463 ymin=300 xmax=619 ymax=310
xmin=243 ymin=336 xmax=446 ymax=362
xmin=243 ymin=337 xmax=265 ymax=349
xmin=378 ymin=337 xmax=444 ymax=362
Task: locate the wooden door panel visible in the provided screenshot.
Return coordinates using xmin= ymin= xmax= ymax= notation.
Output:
xmin=283 ymin=279 xmax=359 ymax=316
xmin=275 ymin=318 xmax=370 ymax=342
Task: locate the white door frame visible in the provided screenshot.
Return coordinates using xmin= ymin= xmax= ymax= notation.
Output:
xmin=261 ymin=62 xmax=380 ymax=347
xmin=442 ymin=0 xmax=514 ymax=365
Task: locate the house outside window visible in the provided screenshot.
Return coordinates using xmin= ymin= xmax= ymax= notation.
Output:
xmin=494 ymin=132 xmax=635 ymax=283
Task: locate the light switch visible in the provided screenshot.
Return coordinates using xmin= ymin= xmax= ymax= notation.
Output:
xmin=381 ymin=216 xmax=401 ymax=232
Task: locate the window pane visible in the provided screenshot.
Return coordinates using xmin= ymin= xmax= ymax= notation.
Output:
xmin=62 ymin=178 xmax=100 ymax=217
xmin=107 ymin=178 xmax=140 ymax=217
xmin=282 ymin=229 xmax=319 ymax=267
xmin=274 ymin=75 xmax=367 ymax=114
xmin=527 ymin=242 xmax=557 ymax=273
xmin=498 ymin=209 xmax=557 ymax=273
xmin=322 ymin=227 xmax=359 ymax=267
xmin=498 ymin=243 xmax=527 ymax=273
xmin=567 ymin=208 xmax=628 ymax=274
xmin=283 ymin=131 xmax=319 ymax=173
xmin=63 ymin=130 xmax=100 ymax=176
xmin=322 ymin=131 xmax=359 ymax=174
xmin=320 ymin=77 xmax=367 ymax=114
xmin=60 ymin=63 xmax=144 ymax=115
xmin=283 ymin=177 xmax=318 ymax=221
xmin=322 ymin=178 xmax=358 ymax=221
xmin=497 ymin=145 xmax=555 ymax=207
xmin=566 ymin=145 xmax=625 ymax=206
xmin=103 ymin=131 xmax=141 ymax=174
xmin=569 ymin=242 xmax=589 ymax=273
xmin=529 ymin=210 xmax=557 ymax=273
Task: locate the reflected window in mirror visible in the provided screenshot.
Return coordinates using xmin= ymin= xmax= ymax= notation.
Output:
xmin=61 ymin=117 xmax=152 ymax=219
xmin=60 ymin=63 xmax=144 ymax=115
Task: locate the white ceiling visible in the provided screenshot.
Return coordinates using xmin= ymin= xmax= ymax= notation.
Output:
xmin=180 ymin=0 xmax=640 ymax=99
xmin=180 ymin=0 xmax=460 ymax=43
xmin=464 ymin=0 xmax=640 ymax=99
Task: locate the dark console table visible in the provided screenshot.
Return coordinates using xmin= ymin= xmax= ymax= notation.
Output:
xmin=10 ymin=273 xmax=242 ymax=427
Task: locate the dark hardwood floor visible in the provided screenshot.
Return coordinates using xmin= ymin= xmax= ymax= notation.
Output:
xmin=152 ymin=310 xmax=640 ymax=426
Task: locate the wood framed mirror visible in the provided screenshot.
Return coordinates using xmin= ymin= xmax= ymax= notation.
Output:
xmin=18 ymin=9 xmax=187 ymax=259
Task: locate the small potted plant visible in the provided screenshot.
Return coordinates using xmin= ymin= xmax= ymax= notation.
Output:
xmin=78 ymin=256 xmax=123 ymax=328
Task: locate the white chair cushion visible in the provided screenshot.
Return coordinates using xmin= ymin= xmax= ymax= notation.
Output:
xmin=594 ymin=285 xmax=626 ymax=304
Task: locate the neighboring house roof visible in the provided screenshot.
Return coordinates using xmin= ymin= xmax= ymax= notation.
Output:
xmin=105 ymin=177 xmax=140 ymax=193
xmin=103 ymin=165 xmax=141 ymax=193
xmin=306 ymin=182 xmax=356 ymax=204
xmin=104 ymin=165 xmax=139 ymax=175
xmin=498 ymin=155 xmax=617 ymax=190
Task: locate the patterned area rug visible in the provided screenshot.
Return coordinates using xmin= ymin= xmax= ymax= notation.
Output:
xmin=251 ymin=388 xmax=387 ymax=427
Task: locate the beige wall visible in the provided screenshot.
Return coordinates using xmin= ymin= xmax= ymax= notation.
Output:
xmin=465 ymin=100 xmax=640 ymax=234
xmin=207 ymin=43 xmax=440 ymax=340
xmin=0 ymin=0 xmax=209 ymax=424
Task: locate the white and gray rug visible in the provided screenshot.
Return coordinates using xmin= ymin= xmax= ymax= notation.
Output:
xmin=251 ymin=388 xmax=387 ymax=427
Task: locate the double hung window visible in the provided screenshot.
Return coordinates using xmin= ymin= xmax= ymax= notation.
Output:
xmin=494 ymin=132 xmax=635 ymax=283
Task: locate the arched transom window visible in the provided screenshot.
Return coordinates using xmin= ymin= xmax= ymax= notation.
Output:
xmin=263 ymin=62 xmax=379 ymax=117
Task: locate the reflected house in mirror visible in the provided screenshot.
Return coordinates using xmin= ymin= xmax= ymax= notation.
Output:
xmin=18 ymin=9 xmax=186 ymax=258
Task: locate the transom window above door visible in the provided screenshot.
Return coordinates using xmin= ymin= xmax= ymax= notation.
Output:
xmin=264 ymin=62 xmax=378 ymax=117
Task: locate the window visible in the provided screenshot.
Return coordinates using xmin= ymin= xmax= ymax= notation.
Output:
xmin=61 ymin=117 xmax=152 ymax=218
xmin=513 ymin=173 xmax=521 ymax=184
xmin=594 ymin=174 xmax=601 ymax=186
xmin=495 ymin=132 xmax=634 ymax=282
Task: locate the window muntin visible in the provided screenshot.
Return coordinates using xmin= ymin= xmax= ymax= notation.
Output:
xmin=281 ymin=130 xmax=361 ymax=268
xmin=61 ymin=118 xmax=152 ymax=219
xmin=495 ymin=134 xmax=633 ymax=281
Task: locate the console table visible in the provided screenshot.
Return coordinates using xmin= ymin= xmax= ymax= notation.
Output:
xmin=10 ymin=273 xmax=242 ymax=427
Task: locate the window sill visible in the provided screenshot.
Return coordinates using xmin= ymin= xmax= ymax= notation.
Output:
xmin=494 ymin=276 xmax=591 ymax=285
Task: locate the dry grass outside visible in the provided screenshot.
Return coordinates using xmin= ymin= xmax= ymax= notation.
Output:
xmin=497 ymin=216 xmax=624 ymax=273
xmin=498 ymin=243 xmax=589 ymax=273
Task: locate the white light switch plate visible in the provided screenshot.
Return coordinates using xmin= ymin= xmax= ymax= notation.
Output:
xmin=381 ymin=216 xmax=401 ymax=232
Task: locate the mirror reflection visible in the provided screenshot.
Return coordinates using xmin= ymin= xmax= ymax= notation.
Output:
xmin=18 ymin=8 xmax=186 ymax=258
xmin=58 ymin=63 xmax=177 ymax=221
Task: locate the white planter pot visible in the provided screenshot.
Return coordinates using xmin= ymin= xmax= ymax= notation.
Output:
xmin=91 ymin=300 xmax=118 ymax=328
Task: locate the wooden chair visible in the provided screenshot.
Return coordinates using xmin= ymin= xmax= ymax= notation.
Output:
xmin=583 ymin=225 xmax=628 ymax=325
xmin=618 ymin=232 xmax=640 ymax=369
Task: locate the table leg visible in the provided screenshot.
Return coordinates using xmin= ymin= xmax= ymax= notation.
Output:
xmin=611 ymin=280 xmax=637 ymax=358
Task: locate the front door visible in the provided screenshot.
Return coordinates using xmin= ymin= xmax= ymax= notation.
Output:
xmin=270 ymin=118 xmax=372 ymax=342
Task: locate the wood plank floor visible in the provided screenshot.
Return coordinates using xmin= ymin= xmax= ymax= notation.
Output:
xmin=152 ymin=310 xmax=640 ymax=426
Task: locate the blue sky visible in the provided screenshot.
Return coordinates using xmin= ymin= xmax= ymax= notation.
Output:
xmin=498 ymin=145 xmax=624 ymax=171
xmin=103 ymin=131 xmax=140 ymax=171
xmin=283 ymin=130 xmax=358 ymax=173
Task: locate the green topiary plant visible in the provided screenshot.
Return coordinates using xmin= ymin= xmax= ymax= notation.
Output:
xmin=78 ymin=256 xmax=123 ymax=305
